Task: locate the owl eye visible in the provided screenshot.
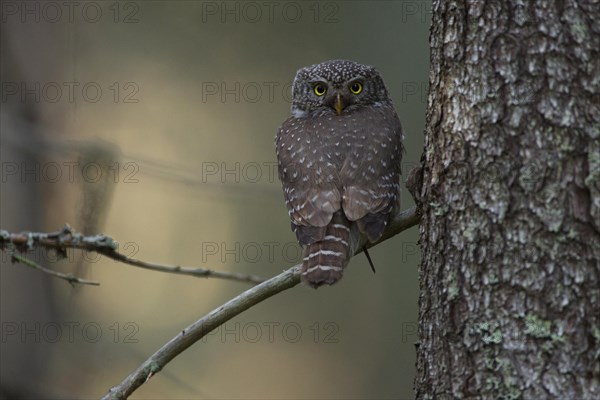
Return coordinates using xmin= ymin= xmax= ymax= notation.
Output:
xmin=349 ymin=82 xmax=363 ymax=94
xmin=313 ymin=83 xmax=327 ymax=96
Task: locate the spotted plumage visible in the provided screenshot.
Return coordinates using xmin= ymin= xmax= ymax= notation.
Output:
xmin=275 ymin=60 xmax=403 ymax=288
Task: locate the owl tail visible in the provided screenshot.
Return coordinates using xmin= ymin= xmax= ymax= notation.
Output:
xmin=301 ymin=212 xmax=356 ymax=288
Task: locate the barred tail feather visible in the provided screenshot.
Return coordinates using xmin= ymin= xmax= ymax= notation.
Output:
xmin=301 ymin=212 xmax=353 ymax=288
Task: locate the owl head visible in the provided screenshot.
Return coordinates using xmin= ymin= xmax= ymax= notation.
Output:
xmin=290 ymin=60 xmax=391 ymax=118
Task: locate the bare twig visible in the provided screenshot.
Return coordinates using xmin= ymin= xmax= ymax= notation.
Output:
xmin=0 ymin=225 xmax=266 ymax=285
xmin=96 ymin=249 xmax=265 ymax=284
xmin=10 ymin=253 xmax=100 ymax=286
xmin=101 ymin=206 xmax=420 ymax=399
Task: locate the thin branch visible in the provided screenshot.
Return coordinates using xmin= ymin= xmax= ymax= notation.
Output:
xmin=101 ymin=205 xmax=420 ymax=400
xmin=10 ymin=253 xmax=100 ymax=286
xmin=94 ymin=248 xmax=265 ymax=284
xmin=0 ymin=225 xmax=266 ymax=285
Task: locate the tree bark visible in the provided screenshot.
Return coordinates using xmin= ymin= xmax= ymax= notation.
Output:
xmin=415 ymin=1 xmax=600 ymax=398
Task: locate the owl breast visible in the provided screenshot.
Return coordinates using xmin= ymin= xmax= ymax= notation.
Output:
xmin=277 ymin=104 xmax=401 ymax=190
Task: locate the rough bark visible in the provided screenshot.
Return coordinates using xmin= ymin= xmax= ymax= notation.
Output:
xmin=415 ymin=1 xmax=600 ymax=398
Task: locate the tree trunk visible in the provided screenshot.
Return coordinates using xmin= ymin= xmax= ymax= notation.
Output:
xmin=415 ymin=1 xmax=600 ymax=398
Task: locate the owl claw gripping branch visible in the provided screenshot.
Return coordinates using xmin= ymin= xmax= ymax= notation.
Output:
xmin=275 ymin=60 xmax=404 ymax=288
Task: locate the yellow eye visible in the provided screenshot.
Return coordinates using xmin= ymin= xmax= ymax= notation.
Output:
xmin=313 ymin=83 xmax=327 ymax=96
xmin=350 ymin=82 xmax=363 ymax=94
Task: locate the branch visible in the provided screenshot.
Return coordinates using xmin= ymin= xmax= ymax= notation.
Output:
xmin=101 ymin=205 xmax=420 ymax=399
xmin=10 ymin=253 xmax=100 ymax=286
xmin=0 ymin=225 xmax=266 ymax=285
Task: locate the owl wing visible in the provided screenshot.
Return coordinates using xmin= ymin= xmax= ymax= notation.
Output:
xmin=276 ymin=117 xmax=342 ymax=246
xmin=341 ymin=105 xmax=404 ymax=242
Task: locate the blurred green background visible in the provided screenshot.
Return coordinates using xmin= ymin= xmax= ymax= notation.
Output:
xmin=0 ymin=1 xmax=430 ymax=398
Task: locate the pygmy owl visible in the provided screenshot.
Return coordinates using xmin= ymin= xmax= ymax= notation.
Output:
xmin=275 ymin=60 xmax=403 ymax=288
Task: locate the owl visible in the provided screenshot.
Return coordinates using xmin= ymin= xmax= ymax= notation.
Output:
xmin=275 ymin=60 xmax=403 ymax=288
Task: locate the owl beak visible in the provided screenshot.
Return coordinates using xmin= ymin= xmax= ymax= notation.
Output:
xmin=334 ymin=94 xmax=344 ymax=115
